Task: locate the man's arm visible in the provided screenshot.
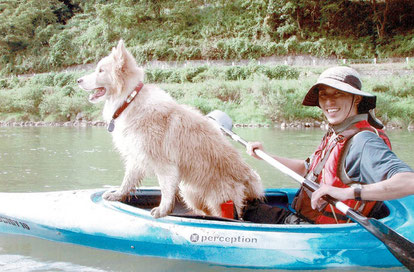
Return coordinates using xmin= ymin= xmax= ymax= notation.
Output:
xmin=247 ymin=142 xmax=307 ymax=177
xmin=311 ymin=172 xmax=414 ymax=210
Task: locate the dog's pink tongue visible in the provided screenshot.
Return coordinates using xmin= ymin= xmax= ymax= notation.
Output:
xmin=92 ymin=88 xmax=106 ymax=99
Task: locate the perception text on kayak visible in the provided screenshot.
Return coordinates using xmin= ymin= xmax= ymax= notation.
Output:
xmin=190 ymin=233 xmax=258 ymax=244
xmin=0 ymin=216 xmax=30 ymax=230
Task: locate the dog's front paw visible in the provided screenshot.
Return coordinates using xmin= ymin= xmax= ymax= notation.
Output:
xmin=150 ymin=206 xmax=171 ymax=218
xmin=102 ymin=190 xmax=127 ymax=202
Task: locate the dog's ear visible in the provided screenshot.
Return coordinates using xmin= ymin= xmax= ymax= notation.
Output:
xmin=110 ymin=40 xmax=129 ymax=94
xmin=113 ymin=40 xmax=128 ymax=72
xmin=111 ymin=39 xmax=145 ymax=94
xmin=117 ymin=39 xmax=125 ymax=50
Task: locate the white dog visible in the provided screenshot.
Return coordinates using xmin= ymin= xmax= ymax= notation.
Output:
xmin=77 ymin=40 xmax=263 ymax=218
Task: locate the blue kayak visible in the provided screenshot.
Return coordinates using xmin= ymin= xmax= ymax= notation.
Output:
xmin=0 ymin=188 xmax=412 ymax=269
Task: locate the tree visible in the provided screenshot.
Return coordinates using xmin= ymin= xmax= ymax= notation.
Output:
xmin=370 ymin=0 xmax=390 ymax=39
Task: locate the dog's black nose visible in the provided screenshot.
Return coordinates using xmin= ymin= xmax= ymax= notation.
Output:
xmin=77 ymin=78 xmax=83 ymax=84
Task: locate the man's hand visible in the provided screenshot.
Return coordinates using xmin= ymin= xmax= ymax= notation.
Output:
xmin=246 ymin=142 xmax=264 ymax=160
xmin=311 ymin=184 xmax=354 ymax=210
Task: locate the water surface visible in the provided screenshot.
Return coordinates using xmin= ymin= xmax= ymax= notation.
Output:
xmin=0 ymin=127 xmax=412 ymax=271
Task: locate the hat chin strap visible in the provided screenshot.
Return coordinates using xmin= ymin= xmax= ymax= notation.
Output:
xmin=353 ymin=95 xmax=384 ymax=129
xmin=368 ymin=109 xmax=385 ymax=129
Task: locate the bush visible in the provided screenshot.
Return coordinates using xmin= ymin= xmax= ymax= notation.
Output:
xmin=0 ymin=71 xmax=98 ymax=122
xmin=0 ymin=85 xmax=44 ymax=116
xmin=145 ymin=64 xmax=299 ymax=83
xmin=1 ymin=0 xmax=414 ymax=76
xmin=0 ymin=67 xmax=413 ymax=126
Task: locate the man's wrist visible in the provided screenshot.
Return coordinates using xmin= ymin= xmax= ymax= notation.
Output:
xmin=354 ymin=184 xmax=363 ymax=201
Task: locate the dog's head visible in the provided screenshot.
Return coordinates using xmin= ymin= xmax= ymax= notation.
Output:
xmin=77 ymin=40 xmax=144 ymax=103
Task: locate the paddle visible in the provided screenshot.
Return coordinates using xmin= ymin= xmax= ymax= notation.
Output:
xmin=207 ymin=110 xmax=414 ymax=270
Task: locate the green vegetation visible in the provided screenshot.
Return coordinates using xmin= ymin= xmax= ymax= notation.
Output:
xmin=1 ymin=0 xmax=413 ymax=76
xmin=1 ymin=0 xmax=413 ymax=127
xmin=1 ymin=64 xmax=413 ymax=128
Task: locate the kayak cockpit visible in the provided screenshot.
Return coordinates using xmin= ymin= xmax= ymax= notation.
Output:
xmin=115 ymin=188 xmax=390 ymax=223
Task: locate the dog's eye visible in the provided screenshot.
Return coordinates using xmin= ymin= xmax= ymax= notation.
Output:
xmin=99 ymin=68 xmax=104 ymax=73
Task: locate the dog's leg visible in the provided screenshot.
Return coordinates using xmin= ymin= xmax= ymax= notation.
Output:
xmin=207 ymin=203 xmax=222 ymax=217
xmin=179 ymin=185 xmax=210 ymax=216
xmin=103 ymin=167 xmax=144 ymax=202
xmin=151 ymin=168 xmax=180 ymax=218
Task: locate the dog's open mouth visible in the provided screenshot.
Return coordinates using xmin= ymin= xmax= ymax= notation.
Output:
xmin=89 ymin=87 xmax=106 ymax=101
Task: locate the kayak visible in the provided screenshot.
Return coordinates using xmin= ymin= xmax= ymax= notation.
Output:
xmin=0 ymin=188 xmax=412 ymax=269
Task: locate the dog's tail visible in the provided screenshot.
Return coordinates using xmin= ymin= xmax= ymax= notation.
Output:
xmin=243 ymin=168 xmax=265 ymax=200
xmin=216 ymin=145 xmax=264 ymax=201
xmin=230 ymin=165 xmax=264 ymax=219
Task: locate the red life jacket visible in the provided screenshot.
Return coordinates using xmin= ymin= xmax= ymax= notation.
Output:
xmin=292 ymin=119 xmax=391 ymax=224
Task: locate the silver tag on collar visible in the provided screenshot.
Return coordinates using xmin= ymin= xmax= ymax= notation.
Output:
xmin=107 ymin=119 xmax=115 ymax=132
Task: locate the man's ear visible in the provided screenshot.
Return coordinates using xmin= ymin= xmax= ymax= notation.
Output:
xmin=354 ymin=95 xmax=363 ymax=112
xmin=354 ymin=95 xmax=363 ymax=105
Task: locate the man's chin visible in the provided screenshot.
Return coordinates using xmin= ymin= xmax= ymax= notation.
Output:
xmin=326 ymin=116 xmax=345 ymax=125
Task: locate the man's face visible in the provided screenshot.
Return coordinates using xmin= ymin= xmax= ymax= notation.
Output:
xmin=318 ymin=86 xmax=360 ymax=125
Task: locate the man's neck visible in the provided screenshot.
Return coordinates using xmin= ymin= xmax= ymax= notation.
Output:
xmin=330 ymin=114 xmax=368 ymax=133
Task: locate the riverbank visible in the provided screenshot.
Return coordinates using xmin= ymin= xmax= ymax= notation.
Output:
xmin=1 ymin=62 xmax=413 ymax=129
xmin=2 ymin=119 xmax=413 ymax=131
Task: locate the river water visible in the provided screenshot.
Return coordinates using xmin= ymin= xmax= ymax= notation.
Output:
xmin=0 ymin=126 xmax=412 ymax=271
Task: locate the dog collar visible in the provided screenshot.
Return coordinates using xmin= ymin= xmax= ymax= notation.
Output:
xmin=108 ymin=82 xmax=144 ymax=132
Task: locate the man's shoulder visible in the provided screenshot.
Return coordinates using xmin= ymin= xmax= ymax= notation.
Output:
xmin=351 ymin=130 xmax=386 ymax=147
xmin=346 ymin=130 xmax=389 ymax=162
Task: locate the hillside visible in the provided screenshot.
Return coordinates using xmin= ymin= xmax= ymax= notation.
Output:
xmin=1 ymin=0 xmax=413 ymax=76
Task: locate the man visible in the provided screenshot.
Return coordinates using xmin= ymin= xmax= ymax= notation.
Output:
xmin=245 ymin=66 xmax=414 ymax=224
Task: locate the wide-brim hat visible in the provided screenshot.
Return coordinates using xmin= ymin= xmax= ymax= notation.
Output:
xmin=302 ymin=66 xmax=383 ymax=128
xmin=302 ymin=66 xmax=376 ymax=113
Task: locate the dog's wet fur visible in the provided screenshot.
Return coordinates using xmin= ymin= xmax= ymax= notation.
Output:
xmin=78 ymin=40 xmax=263 ymax=218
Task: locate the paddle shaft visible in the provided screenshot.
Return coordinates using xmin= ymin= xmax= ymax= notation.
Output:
xmin=223 ymin=127 xmax=348 ymax=209
xmin=220 ymin=125 xmax=414 ymax=270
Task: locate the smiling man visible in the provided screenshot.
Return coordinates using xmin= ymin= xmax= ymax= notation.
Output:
xmin=317 ymin=86 xmax=360 ymax=124
xmin=244 ymin=66 xmax=414 ymax=224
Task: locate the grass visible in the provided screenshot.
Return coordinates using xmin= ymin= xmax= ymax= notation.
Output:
xmin=0 ymin=63 xmax=413 ymax=127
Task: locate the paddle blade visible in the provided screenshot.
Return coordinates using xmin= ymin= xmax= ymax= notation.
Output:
xmin=367 ymin=218 xmax=414 ymax=270
xmin=347 ymin=208 xmax=414 ymax=270
xmin=207 ymin=110 xmax=233 ymax=131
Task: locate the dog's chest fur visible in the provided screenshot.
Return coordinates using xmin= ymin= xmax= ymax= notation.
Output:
xmin=102 ymin=86 xmax=174 ymax=158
